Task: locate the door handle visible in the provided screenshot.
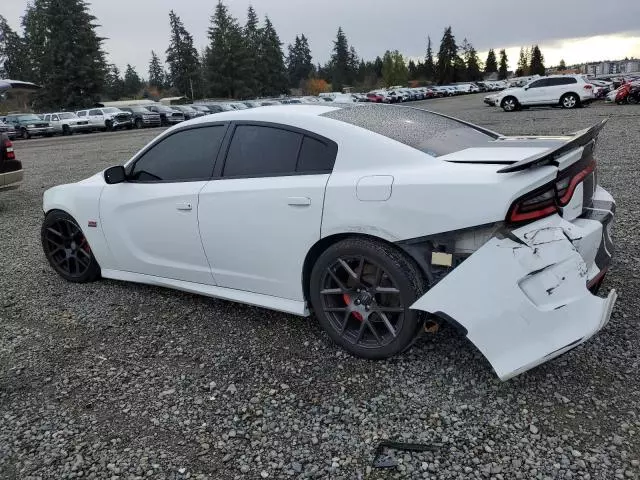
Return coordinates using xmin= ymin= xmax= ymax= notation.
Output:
xmin=287 ymin=197 xmax=311 ymax=206
xmin=176 ymin=202 xmax=192 ymax=211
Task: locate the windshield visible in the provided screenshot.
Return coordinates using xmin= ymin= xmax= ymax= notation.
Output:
xmin=322 ymin=104 xmax=495 ymax=157
xmin=59 ymin=113 xmax=77 ymax=119
xmin=103 ymin=108 xmax=121 ymax=113
xmin=17 ymin=114 xmax=41 ymax=121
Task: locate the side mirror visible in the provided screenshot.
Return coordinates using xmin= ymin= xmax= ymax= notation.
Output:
xmin=104 ymin=165 xmax=127 ymax=184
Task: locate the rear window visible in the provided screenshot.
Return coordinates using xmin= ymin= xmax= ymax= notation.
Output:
xmin=322 ymin=105 xmax=495 ymax=157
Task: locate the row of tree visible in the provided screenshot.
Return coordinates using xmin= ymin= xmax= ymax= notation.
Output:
xmin=0 ymin=0 xmax=547 ymax=109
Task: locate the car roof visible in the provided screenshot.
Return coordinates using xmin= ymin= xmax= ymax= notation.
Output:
xmin=180 ymin=104 xmax=340 ymax=126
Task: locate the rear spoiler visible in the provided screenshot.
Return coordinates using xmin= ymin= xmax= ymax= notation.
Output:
xmin=497 ymin=119 xmax=608 ymax=173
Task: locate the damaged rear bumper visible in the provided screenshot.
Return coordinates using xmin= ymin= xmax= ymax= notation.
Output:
xmin=411 ymin=187 xmax=617 ymax=381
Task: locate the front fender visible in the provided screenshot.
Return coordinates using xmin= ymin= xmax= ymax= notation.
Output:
xmin=43 ymin=175 xmax=116 ymax=271
xmin=411 ymin=217 xmax=617 ymax=381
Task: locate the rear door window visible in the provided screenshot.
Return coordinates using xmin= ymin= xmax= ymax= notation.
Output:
xmin=223 ymin=125 xmax=302 ymax=177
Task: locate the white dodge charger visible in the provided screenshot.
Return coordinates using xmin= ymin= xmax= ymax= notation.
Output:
xmin=41 ymin=104 xmax=616 ymax=381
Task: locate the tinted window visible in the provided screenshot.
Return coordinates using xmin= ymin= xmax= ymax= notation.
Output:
xmin=528 ymin=79 xmax=547 ymax=88
xmin=77 ymin=111 xmax=86 ymax=117
xmin=549 ymin=77 xmax=577 ymax=86
xmin=52 ymin=115 xmax=59 ymax=121
xmin=223 ymin=125 xmax=302 ymax=177
xmin=322 ymin=104 xmax=494 ymax=157
xmin=130 ymin=126 xmax=226 ymax=182
xmin=89 ymin=109 xmax=101 ymax=116
xmin=297 ymin=136 xmax=336 ymax=173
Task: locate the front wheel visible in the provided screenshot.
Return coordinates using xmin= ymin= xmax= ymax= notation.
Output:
xmin=309 ymin=238 xmax=427 ymax=359
xmin=135 ymin=118 xmax=143 ymax=129
xmin=105 ymin=119 xmax=114 ymax=131
xmin=41 ymin=210 xmax=101 ymax=283
xmin=561 ymin=93 xmax=579 ymax=109
xmin=21 ymin=128 xmax=30 ymax=140
xmin=501 ymin=96 xmax=519 ymax=112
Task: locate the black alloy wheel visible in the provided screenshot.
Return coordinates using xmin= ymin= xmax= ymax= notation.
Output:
xmin=310 ymin=238 xmax=427 ymax=359
xmin=41 ymin=210 xmax=100 ymax=282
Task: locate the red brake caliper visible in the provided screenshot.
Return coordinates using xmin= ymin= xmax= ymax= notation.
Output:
xmin=343 ymin=293 xmax=363 ymax=321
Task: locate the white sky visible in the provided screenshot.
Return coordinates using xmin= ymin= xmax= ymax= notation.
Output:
xmin=3 ymin=0 xmax=640 ymax=77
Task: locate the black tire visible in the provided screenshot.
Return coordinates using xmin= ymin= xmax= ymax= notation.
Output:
xmin=41 ymin=210 xmax=101 ymax=283
xmin=309 ymin=237 xmax=427 ymax=359
xmin=135 ymin=118 xmax=143 ymax=129
xmin=62 ymin=125 xmax=71 ymax=136
xmin=501 ymin=96 xmax=519 ymax=112
xmin=105 ymin=119 xmax=114 ymax=131
xmin=560 ymin=93 xmax=579 ymax=109
xmin=21 ymin=128 xmax=30 ymax=140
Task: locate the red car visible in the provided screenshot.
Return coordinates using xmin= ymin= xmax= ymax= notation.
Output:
xmin=366 ymin=93 xmax=385 ymax=103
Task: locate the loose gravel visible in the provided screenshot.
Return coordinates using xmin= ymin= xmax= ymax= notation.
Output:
xmin=1 ymin=97 xmax=639 ymax=479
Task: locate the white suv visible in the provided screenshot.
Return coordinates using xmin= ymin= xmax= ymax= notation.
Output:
xmin=496 ymin=75 xmax=595 ymax=112
xmin=43 ymin=112 xmax=93 ymax=135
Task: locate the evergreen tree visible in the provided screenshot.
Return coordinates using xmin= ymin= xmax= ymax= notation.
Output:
xmin=22 ymin=0 xmax=106 ymax=109
xmin=123 ymin=64 xmax=142 ymax=97
xmin=515 ymin=47 xmax=529 ymax=76
xmin=382 ymin=50 xmax=408 ymax=87
xmin=205 ymin=1 xmax=246 ymax=98
xmin=259 ymin=17 xmax=287 ymax=96
xmin=485 ymin=48 xmax=498 ymax=73
xmin=436 ymin=26 xmax=457 ymax=84
xmin=0 ymin=15 xmax=31 ymax=79
xmin=374 ymin=56 xmax=383 ymax=79
xmin=453 ymin=55 xmax=467 ymax=82
xmin=424 ymin=36 xmax=435 ymax=81
xmin=243 ymin=5 xmax=261 ymax=97
xmin=166 ymin=10 xmax=200 ymax=99
xmin=287 ymin=34 xmax=313 ymax=88
xmin=148 ymin=51 xmax=165 ymax=89
xmin=461 ymin=39 xmax=482 ymax=81
xmin=529 ymin=45 xmax=545 ymax=75
xmin=558 ymin=59 xmax=567 ymax=71
xmin=498 ymin=49 xmax=509 ymax=80
xmin=330 ymin=27 xmax=351 ymax=90
xmin=104 ymin=64 xmax=124 ymax=100
xmin=408 ymin=59 xmax=418 ymax=80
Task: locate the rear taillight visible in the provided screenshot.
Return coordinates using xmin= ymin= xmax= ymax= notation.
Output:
xmin=584 ymin=84 xmax=593 ymax=90
xmin=2 ymin=139 xmax=15 ymax=160
xmin=508 ymin=185 xmax=558 ymax=222
xmin=507 ymin=160 xmax=597 ymax=223
xmin=556 ymin=160 xmax=595 ymax=206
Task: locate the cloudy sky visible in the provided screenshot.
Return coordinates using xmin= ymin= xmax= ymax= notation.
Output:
xmin=3 ymin=0 xmax=640 ymax=77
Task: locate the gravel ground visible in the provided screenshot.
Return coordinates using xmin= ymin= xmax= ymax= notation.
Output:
xmin=1 ymin=96 xmax=639 ymax=480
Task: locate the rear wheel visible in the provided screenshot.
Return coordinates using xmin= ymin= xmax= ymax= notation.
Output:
xmin=501 ymin=96 xmax=519 ymax=112
xmin=561 ymin=93 xmax=579 ymax=109
xmin=41 ymin=210 xmax=101 ymax=283
xmin=309 ymin=238 xmax=427 ymax=359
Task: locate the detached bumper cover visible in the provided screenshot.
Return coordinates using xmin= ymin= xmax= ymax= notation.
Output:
xmin=411 ymin=213 xmax=617 ymax=381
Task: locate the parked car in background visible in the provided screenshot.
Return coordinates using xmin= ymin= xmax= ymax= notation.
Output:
xmin=42 ymin=112 xmax=92 ymax=135
xmin=144 ymin=104 xmax=185 ymax=126
xmin=331 ymin=94 xmax=355 ymax=103
xmin=0 ymin=132 xmax=21 ymax=191
xmin=496 ymin=75 xmax=595 ymax=112
xmin=120 ymin=106 xmax=162 ymax=129
xmin=0 ymin=119 xmax=17 ymax=140
xmin=243 ymin=100 xmax=264 ymax=108
xmin=4 ymin=113 xmax=53 ymax=139
xmin=366 ymin=92 xmax=384 ymax=103
xmin=171 ymin=105 xmax=204 ymax=120
xmin=194 ymin=102 xmax=237 ymax=113
xmin=77 ymin=107 xmax=133 ymax=131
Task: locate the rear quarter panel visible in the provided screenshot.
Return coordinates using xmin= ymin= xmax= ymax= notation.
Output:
xmin=321 ymin=132 xmax=560 ymax=241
